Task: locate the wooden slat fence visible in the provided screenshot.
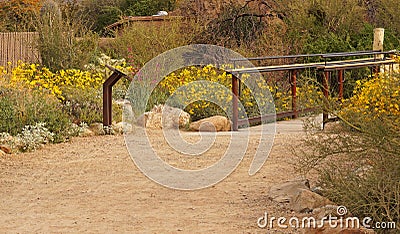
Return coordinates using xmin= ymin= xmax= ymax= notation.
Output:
xmin=0 ymin=32 xmax=41 ymax=67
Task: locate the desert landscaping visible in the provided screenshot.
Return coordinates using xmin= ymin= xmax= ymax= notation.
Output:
xmin=1 ymin=0 xmax=399 ymax=233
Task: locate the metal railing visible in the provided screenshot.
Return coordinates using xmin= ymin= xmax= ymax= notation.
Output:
xmin=102 ymin=50 xmax=398 ymax=130
xmin=228 ymin=50 xmax=398 ymax=130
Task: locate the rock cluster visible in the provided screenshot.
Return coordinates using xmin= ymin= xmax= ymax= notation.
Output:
xmin=268 ymin=179 xmax=376 ymax=234
xmin=135 ymin=104 xmax=190 ymax=130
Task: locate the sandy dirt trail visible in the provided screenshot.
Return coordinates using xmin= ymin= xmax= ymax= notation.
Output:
xmin=0 ymin=120 xmax=307 ymax=233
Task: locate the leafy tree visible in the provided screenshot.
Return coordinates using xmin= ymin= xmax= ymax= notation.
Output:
xmin=195 ymin=3 xmax=265 ymax=48
xmin=79 ymin=0 xmax=124 ymax=34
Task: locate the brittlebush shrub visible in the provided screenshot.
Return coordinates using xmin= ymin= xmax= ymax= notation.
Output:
xmin=7 ymin=62 xmax=106 ymax=124
xmin=298 ymin=71 xmax=400 ymax=233
xmin=9 ymin=62 xmax=104 ymax=100
xmin=158 ymin=65 xmax=273 ymax=121
xmin=6 ymin=59 xmax=131 ymax=125
xmin=341 ymin=73 xmax=400 ymax=121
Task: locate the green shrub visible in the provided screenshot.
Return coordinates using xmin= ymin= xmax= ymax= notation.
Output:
xmin=105 ymin=18 xmax=197 ymax=66
xmin=61 ymin=87 xmax=103 ymax=125
xmin=0 ymin=86 xmax=71 ymax=142
xmin=94 ymin=6 xmax=122 ymax=34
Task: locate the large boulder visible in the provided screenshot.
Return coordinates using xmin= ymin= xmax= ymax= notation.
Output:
xmin=135 ymin=112 xmax=149 ymax=127
xmin=189 ymin=115 xmax=232 ymax=132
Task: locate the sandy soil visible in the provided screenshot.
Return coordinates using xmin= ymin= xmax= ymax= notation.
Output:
xmin=0 ymin=126 xmax=309 ymax=233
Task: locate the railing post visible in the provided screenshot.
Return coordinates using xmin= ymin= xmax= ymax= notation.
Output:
xmin=373 ymin=28 xmax=385 ymax=74
xmin=232 ymin=73 xmax=239 ymax=131
xmin=323 ymin=71 xmax=330 ymax=129
xmin=291 ymin=70 xmax=298 ymax=119
xmin=338 ymin=70 xmax=344 ymax=101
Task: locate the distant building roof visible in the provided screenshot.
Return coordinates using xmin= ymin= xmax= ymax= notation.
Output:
xmin=105 ymin=15 xmax=183 ymax=32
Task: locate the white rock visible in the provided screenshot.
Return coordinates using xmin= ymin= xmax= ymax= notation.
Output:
xmin=113 ymin=122 xmax=133 ymax=134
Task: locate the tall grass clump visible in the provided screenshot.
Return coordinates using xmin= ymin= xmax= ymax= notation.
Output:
xmin=34 ymin=0 xmax=99 ymax=71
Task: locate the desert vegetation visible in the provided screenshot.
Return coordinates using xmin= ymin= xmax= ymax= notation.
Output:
xmin=0 ymin=0 xmax=399 ymax=232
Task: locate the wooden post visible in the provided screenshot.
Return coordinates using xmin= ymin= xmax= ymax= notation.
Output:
xmin=232 ymin=74 xmax=239 ymax=131
xmin=338 ymin=70 xmax=344 ymax=101
xmin=373 ymin=28 xmax=385 ymax=74
xmin=373 ymin=28 xmax=385 ymax=54
xmin=291 ymin=70 xmax=298 ymax=118
xmin=322 ymin=71 xmax=330 ymax=129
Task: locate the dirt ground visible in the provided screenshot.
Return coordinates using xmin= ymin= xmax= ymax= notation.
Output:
xmin=0 ymin=122 xmax=310 ymax=233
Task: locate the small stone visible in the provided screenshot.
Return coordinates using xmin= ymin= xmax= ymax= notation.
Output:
xmin=291 ymin=189 xmax=333 ymax=213
xmin=113 ymin=122 xmax=133 ymax=134
xmin=79 ymin=128 xmax=94 ymax=137
xmin=89 ymin=123 xmax=105 ymax=135
xmin=0 ymin=145 xmax=12 ymax=154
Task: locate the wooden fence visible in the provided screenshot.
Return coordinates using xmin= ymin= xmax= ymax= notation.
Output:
xmin=0 ymin=32 xmax=41 ymax=67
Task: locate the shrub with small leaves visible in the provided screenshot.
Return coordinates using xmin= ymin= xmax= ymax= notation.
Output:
xmin=17 ymin=123 xmax=55 ymax=152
